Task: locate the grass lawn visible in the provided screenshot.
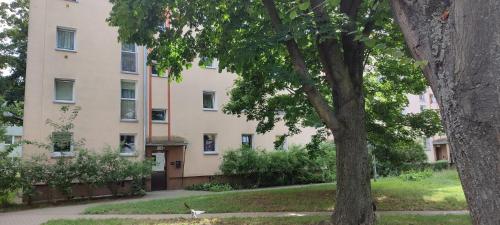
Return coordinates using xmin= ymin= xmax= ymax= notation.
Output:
xmin=85 ymin=170 xmax=466 ymax=214
xmin=44 ymin=215 xmax=472 ymax=225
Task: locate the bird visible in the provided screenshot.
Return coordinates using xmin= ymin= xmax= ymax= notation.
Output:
xmin=184 ymin=202 xmax=206 ymax=218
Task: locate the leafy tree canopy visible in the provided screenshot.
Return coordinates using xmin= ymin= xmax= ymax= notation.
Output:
xmin=107 ymin=0 xmax=442 ymax=156
xmin=0 ymin=0 xmax=29 ymax=104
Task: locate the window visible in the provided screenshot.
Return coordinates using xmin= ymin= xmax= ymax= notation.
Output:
xmin=152 ymin=109 xmax=167 ymax=122
xmin=200 ymin=57 xmax=218 ymax=69
xmin=420 ymin=105 xmax=426 ymax=112
xmin=121 ymin=81 xmax=136 ymax=120
xmin=151 ymin=64 xmax=159 ymax=77
xmin=203 ymin=91 xmax=216 ymax=110
xmin=52 ymin=132 xmax=72 ymax=152
xmin=54 ymin=79 xmax=74 ymax=103
xmin=56 ymin=27 xmax=76 ymax=51
xmin=203 ymin=134 xmax=216 ymax=153
xmin=242 ymin=134 xmax=253 ymax=148
xmin=121 ymin=43 xmax=137 ymax=73
xmin=120 ymin=135 xmax=136 ymax=154
xmin=419 ymin=94 xmax=425 ymax=102
xmin=2 ymin=135 xmax=13 ymax=145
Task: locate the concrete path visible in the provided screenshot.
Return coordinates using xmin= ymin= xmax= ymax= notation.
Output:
xmin=0 ymin=188 xmax=470 ymax=225
xmin=0 ymin=190 xmax=210 ymax=225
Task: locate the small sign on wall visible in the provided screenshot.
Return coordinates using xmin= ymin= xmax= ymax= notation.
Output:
xmin=152 ymin=153 xmax=165 ymax=172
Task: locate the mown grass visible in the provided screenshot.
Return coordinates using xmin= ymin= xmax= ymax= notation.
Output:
xmin=44 ymin=215 xmax=472 ymax=225
xmin=85 ymin=170 xmax=466 ymax=214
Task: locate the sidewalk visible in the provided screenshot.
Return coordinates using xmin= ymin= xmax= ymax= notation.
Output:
xmin=0 ymin=188 xmax=470 ymax=225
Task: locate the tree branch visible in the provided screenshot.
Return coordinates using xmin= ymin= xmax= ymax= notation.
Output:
xmin=309 ymin=0 xmax=350 ymax=89
xmin=262 ymin=0 xmax=339 ymax=132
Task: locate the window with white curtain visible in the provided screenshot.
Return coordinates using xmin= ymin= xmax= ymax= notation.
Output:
xmin=54 ymin=79 xmax=74 ymax=102
xmin=121 ymin=80 xmax=136 ymax=120
xmin=56 ymin=27 xmax=76 ymax=51
xmin=121 ymin=43 xmax=137 ymax=73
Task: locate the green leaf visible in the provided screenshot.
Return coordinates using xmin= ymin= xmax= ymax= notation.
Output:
xmin=414 ymin=60 xmax=429 ymax=69
xmin=298 ymin=2 xmax=310 ymax=11
xmin=290 ymin=10 xmax=298 ymax=20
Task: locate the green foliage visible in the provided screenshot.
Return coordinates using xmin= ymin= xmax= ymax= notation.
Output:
xmin=373 ymin=140 xmax=429 ymax=176
xmin=431 ymin=160 xmax=449 ymax=171
xmin=0 ymin=0 xmax=29 ymax=105
xmin=186 ymin=183 xmax=234 ymax=192
xmin=0 ymin=97 xmax=23 ymax=126
xmin=19 ymin=156 xmax=47 ymax=204
xmin=0 ymin=156 xmax=21 ymax=206
xmin=74 ymin=150 xmax=101 ymax=198
xmin=399 ymin=169 xmax=433 ymax=182
xmin=98 ymin=149 xmax=132 ymax=197
xmin=127 ymin=159 xmax=153 ymax=196
xmin=106 ymin=1 xmax=443 ymax=176
xmin=220 ymin=143 xmax=336 ymax=188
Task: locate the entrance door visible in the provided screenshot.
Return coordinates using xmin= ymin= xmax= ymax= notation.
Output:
xmin=151 ymin=151 xmax=167 ymax=191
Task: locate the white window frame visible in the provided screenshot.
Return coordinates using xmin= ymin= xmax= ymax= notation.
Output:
xmin=203 ymin=133 xmax=217 ymax=155
xmin=119 ymin=134 xmax=137 ymax=156
xmin=54 ymin=79 xmax=75 ymax=104
xmin=121 ymin=43 xmax=138 ymax=74
xmin=202 ymin=91 xmax=217 ymax=111
xmin=152 ymin=108 xmax=168 ymax=123
xmin=120 ymin=80 xmax=137 ymax=121
xmin=56 ymin=26 xmax=77 ymax=52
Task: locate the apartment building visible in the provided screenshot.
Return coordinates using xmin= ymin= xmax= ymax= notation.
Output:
xmin=0 ymin=126 xmax=23 ymax=158
xmin=23 ymin=0 xmax=316 ymax=190
xmin=405 ymin=88 xmax=451 ymax=163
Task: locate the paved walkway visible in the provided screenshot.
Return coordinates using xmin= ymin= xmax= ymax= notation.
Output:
xmin=0 ymin=188 xmax=470 ymax=225
xmin=0 ymin=190 xmax=210 ymax=225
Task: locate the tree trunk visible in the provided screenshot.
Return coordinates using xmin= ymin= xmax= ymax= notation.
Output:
xmin=391 ymin=1 xmax=500 ymax=224
xmin=332 ymin=93 xmax=374 ymax=225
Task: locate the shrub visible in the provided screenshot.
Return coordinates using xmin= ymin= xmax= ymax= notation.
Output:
xmin=431 ymin=160 xmax=449 ymax=171
xmin=220 ymin=143 xmax=336 ymax=188
xmin=20 ymin=156 xmax=48 ymax=205
xmin=127 ymin=159 xmax=153 ymax=196
xmin=0 ymin=157 xmax=21 ymax=206
xmin=372 ymin=140 xmax=428 ymax=176
xmin=186 ymin=183 xmax=234 ymax=192
xmin=98 ymin=150 xmax=131 ymax=197
xmin=399 ymin=169 xmax=433 ymax=181
xmin=74 ymin=150 xmax=101 ymax=199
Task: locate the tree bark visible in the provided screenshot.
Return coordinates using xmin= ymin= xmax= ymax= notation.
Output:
xmin=262 ymin=0 xmax=375 ymax=224
xmin=391 ymin=1 xmax=500 ymax=224
xmin=332 ymin=85 xmax=374 ymax=225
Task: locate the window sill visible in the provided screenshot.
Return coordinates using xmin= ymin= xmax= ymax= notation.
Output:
xmin=53 ymin=100 xmax=75 ymax=104
xmin=204 ymin=66 xmax=218 ymax=70
xmin=121 ymin=119 xmax=138 ymax=123
xmin=121 ymin=71 xmax=139 ymax=75
xmin=203 ymin=108 xmax=218 ymax=112
xmin=203 ymin=152 xmax=218 ymax=155
xmin=55 ymin=48 xmax=77 ymax=53
xmin=51 ymin=152 xmax=75 ymax=158
xmin=120 ymin=152 xmax=137 ymax=157
xmin=152 ymin=121 xmax=168 ymax=124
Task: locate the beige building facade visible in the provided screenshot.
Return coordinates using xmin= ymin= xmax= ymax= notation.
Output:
xmin=405 ymin=88 xmax=451 ymax=163
xmin=24 ymin=0 xmax=316 ymax=189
